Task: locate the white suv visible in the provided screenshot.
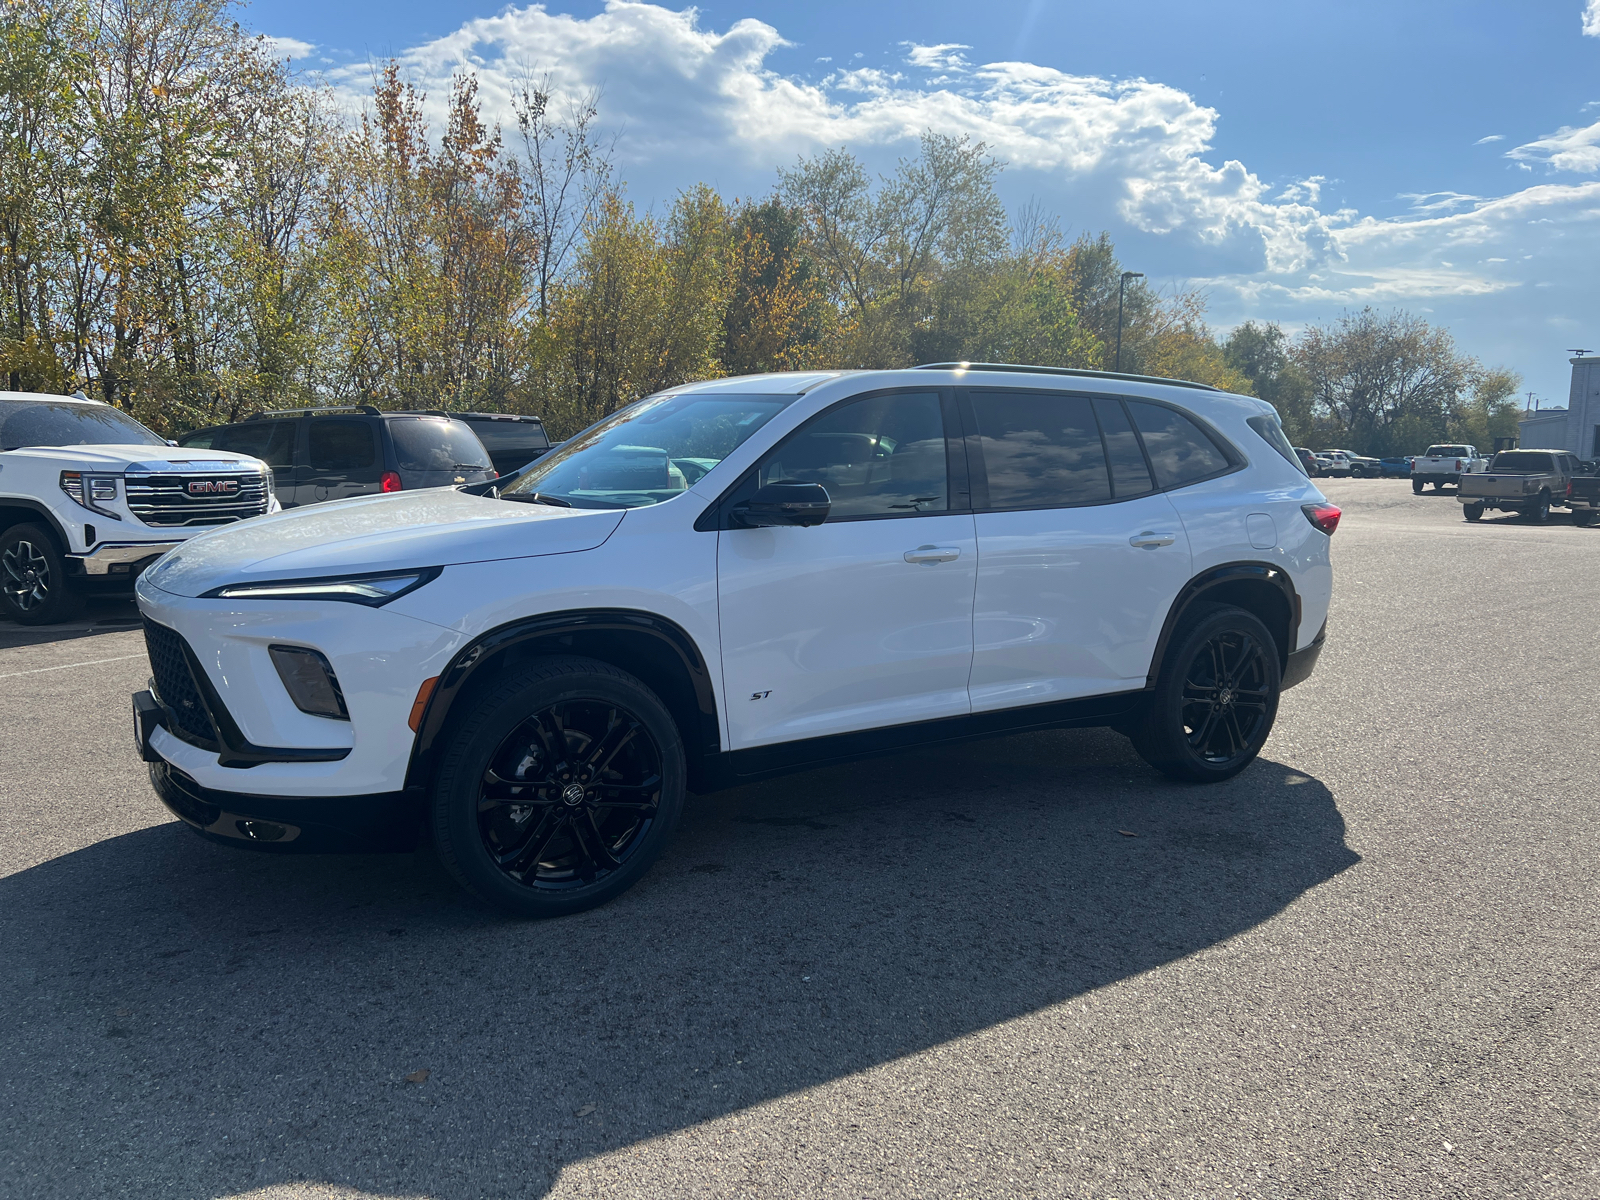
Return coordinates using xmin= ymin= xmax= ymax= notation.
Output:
xmin=131 ymin=366 xmax=1337 ymax=916
xmin=0 ymin=390 xmax=278 ymax=624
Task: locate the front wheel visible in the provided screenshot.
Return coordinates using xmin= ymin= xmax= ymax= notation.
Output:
xmin=1412 ymin=478 xmax=1424 ymax=494
xmin=1463 ymin=502 xmax=1485 ymax=522
xmin=1131 ymin=603 xmax=1281 ymax=783
xmin=430 ymin=656 xmax=686 ymax=918
xmin=0 ymin=523 xmax=85 ymax=625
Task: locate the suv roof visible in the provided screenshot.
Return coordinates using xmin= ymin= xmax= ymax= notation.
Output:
xmin=913 ymin=362 xmax=1223 ymax=393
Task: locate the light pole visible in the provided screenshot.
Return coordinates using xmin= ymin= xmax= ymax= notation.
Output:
xmin=1116 ymin=271 xmax=1144 ymax=373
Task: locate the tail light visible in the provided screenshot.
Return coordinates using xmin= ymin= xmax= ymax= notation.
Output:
xmin=1454 ymin=459 xmax=1464 ymax=471
xmin=1302 ymin=502 xmax=1342 ymax=535
xmin=1568 ymin=480 xmax=1574 ymax=499
xmin=380 ymin=470 xmax=402 ymax=493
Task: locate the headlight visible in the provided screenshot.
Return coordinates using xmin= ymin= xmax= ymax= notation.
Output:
xmin=60 ymin=470 xmax=122 ymax=519
xmin=204 ymin=567 xmax=440 ymax=606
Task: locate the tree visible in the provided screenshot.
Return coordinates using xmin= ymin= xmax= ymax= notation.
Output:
xmin=1224 ymin=320 xmax=1314 ymax=443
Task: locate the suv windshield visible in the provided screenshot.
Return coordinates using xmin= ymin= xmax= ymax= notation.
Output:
xmin=0 ymin=398 xmax=166 ymax=451
xmin=388 ymin=417 xmax=490 ymax=473
xmin=501 ymin=392 xmax=797 ymax=508
xmin=1488 ymin=451 xmax=1554 ymax=473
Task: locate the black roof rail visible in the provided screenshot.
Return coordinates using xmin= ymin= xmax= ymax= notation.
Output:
xmin=244 ymin=404 xmax=383 ymax=420
xmin=914 ymin=362 xmax=1222 ymax=392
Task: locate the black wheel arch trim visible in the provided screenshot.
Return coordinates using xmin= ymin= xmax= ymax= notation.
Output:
xmin=405 ymin=608 xmax=721 ymax=792
xmin=0 ymin=498 xmax=75 ymax=555
xmin=1148 ymin=562 xmax=1301 ymax=685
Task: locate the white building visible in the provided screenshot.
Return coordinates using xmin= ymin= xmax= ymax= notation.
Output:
xmin=1519 ymin=356 xmax=1600 ymax=453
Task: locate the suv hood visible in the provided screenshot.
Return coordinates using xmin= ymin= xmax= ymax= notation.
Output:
xmin=141 ymin=489 xmax=625 ymax=598
xmin=0 ymin=444 xmax=267 ymax=471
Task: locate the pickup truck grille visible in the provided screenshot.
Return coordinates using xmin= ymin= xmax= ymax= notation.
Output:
xmin=142 ymin=619 xmax=217 ymax=744
xmin=126 ymin=472 xmax=269 ymax=527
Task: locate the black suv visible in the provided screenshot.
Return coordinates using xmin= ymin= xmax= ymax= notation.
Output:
xmin=178 ymin=406 xmax=495 ymax=506
xmin=454 ymin=412 xmax=553 ymax=478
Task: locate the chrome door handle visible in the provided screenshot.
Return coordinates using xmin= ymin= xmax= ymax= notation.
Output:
xmin=1129 ymin=531 xmax=1176 ymax=549
xmin=904 ymin=545 xmax=961 ymax=564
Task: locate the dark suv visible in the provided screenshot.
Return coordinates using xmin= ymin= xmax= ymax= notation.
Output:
xmin=454 ymin=412 xmax=553 ymax=479
xmin=178 ymin=406 xmax=495 ymax=506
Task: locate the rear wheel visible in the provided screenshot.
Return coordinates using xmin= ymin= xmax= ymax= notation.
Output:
xmin=1412 ymin=478 xmax=1424 ymax=494
xmin=1131 ymin=603 xmax=1281 ymax=783
xmin=1526 ymin=493 xmax=1551 ymax=523
xmin=1574 ymin=510 xmax=1598 ymax=527
xmin=430 ymin=656 xmax=686 ymax=918
xmin=0 ymin=523 xmax=84 ymax=626
xmin=1463 ymin=502 xmax=1484 ymax=522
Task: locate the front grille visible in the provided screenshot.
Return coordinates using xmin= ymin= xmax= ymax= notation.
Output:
xmin=126 ymin=472 xmax=269 ymax=527
xmin=142 ymin=619 xmax=216 ymax=743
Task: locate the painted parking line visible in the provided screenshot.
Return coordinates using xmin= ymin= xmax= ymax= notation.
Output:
xmin=0 ymin=653 xmax=145 ymax=681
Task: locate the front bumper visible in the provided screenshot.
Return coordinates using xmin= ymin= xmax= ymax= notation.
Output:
xmin=73 ymin=541 xmax=181 ymax=574
xmin=147 ymin=758 xmax=421 ymax=853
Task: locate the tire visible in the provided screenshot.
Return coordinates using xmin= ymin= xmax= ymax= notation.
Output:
xmin=1131 ymin=603 xmax=1282 ymax=784
xmin=1527 ymin=493 xmax=1551 ymax=523
xmin=1350 ymin=466 xmax=1364 ymax=479
xmin=0 ymin=523 xmax=85 ymax=625
xmin=1574 ymin=510 xmax=1598 ymax=527
xmin=1412 ymin=478 xmax=1424 ymax=494
xmin=1463 ymin=502 xmax=1484 ymax=522
xmin=430 ymin=655 xmax=686 ymax=918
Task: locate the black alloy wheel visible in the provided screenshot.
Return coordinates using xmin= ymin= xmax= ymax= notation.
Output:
xmin=1131 ymin=602 xmax=1281 ymax=783
xmin=431 ymin=656 xmax=685 ymax=917
xmin=1463 ymin=502 xmax=1485 ymax=522
xmin=0 ymin=523 xmax=84 ymax=625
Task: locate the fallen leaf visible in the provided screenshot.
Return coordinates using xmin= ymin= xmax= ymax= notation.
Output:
xmin=404 ymin=1069 xmax=430 ymax=1084
xmin=575 ymin=1104 xmax=597 ymax=1117
xmin=1117 ymin=830 xmax=1138 ymax=837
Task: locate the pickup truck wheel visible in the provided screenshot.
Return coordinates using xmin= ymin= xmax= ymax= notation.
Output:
xmin=1463 ymin=502 xmax=1485 ymax=522
xmin=1574 ymin=510 xmax=1597 ymax=527
xmin=1131 ymin=603 xmax=1281 ymax=784
xmin=430 ymin=656 xmax=686 ymax=918
xmin=1412 ymin=478 xmax=1424 ymax=494
xmin=1527 ymin=494 xmax=1551 ymax=523
xmin=0 ymin=523 xmax=85 ymax=626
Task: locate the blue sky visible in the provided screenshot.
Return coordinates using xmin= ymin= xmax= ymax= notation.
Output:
xmin=250 ymin=0 xmax=1600 ymax=404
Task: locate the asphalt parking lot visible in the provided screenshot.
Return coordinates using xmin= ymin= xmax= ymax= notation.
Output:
xmin=1 ymin=478 xmax=1596 ymax=1199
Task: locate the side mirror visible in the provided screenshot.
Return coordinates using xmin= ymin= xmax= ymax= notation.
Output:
xmin=734 ymin=481 xmax=830 ymax=528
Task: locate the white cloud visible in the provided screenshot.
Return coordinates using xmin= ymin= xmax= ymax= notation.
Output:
xmin=1584 ymin=0 xmax=1600 ymax=36
xmin=1474 ymin=134 xmax=1504 ymax=144
xmin=1508 ymin=119 xmax=1600 ymax=172
xmin=259 ymin=34 xmax=317 ymax=60
xmin=903 ymin=42 xmax=970 ymax=71
xmin=322 ymin=0 xmax=1600 ymax=389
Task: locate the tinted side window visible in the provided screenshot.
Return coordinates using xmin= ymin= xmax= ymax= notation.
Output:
xmin=1127 ymin=401 xmax=1232 ymax=490
xmin=308 ymin=421 xmax=377 ymax=472
xmin=758 ymin=392 xmax=947 ymax=519
xmin=472 ymin=420 xmax=549 ymax=453
xmin=971 ymin=391 xmax=1110 ymax=508
xmin=1093 ymin=398 xmax=1155 ymax=498
xmin=215 ymin=421 xmax=295 ymax=468
xmin=180 ymin=430 xmax=216 ymax=449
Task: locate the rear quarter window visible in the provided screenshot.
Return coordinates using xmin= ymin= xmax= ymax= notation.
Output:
xmin=1127 ymin=401 xmax=1235 ymax=489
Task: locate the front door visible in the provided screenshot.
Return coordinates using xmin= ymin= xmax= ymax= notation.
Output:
xmin=965 ymin=390 xmax=1194 ymax=709
xmin=717 ymin=390 xmax=977 ymax=750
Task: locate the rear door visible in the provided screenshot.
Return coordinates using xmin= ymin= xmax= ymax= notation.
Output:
xmin=966 ymin=390 xmax=1194 ymax=709
xmin=298 ymin=419 xmax=381 ymax=505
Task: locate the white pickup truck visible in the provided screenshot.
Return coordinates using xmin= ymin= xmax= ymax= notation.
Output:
xmin=1 ymin=390 xmax=277 ymax=624
xmin=1411 ymin=444 xmax=1487 ymax=493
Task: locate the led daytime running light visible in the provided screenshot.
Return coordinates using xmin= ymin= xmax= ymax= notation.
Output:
xmin=207 ymin=568 xmax=439 ymax=606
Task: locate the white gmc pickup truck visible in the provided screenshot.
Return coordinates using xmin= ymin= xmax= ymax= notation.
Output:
xmin=0 ymin=390 xmax=278 ymax=624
